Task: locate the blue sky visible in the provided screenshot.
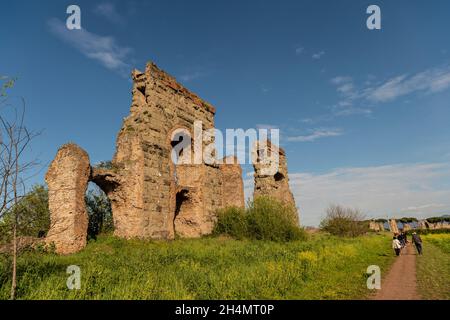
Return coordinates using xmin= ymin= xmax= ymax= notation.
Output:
xmin=2 ymin=0 xmax=450 ymax=225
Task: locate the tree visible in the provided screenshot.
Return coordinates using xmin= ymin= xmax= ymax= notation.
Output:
xmin=86 ymin=185 xmax=114 ymax=240
xmin=320 ymin=205 xmax=368 ymax=237
xmin=0 ymin=76 xmax=40 ymax=299
xmin=0 ymin=185 xmax=49 ymax=243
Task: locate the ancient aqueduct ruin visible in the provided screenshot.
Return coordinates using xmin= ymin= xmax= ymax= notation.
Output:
xmin=45 ymin=61 xmax=298 ymax=254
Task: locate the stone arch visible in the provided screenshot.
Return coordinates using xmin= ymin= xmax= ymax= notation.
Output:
xmin=89 ymin=166 xmax=121 ymax=235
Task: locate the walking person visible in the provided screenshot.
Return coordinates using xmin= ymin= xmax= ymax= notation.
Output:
xmin=392 ymin=236 xmax=402 ymax=256
xmin=400 ymin=231 xmax=407 ymax=248
xmin=398 ymin=232 xmax=405 ymax=248
xmin=412 ymin=232 xmax=423 ymax=255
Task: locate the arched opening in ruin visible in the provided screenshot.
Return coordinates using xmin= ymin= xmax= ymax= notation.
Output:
xmin=169 ymin=126 xmax=209 ymax=238
xmin=274 ymin=172 xmax=285 ymax=182
xmin=174 ymin=189 xmax=190 ymax=222
xmin=85 ymin=182 xmax=114 ymax=240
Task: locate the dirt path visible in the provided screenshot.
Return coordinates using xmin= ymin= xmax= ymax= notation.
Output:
xmin=373 ymin=243 xmax=421 ymax=300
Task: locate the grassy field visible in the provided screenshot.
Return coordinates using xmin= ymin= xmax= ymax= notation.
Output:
xmin=416 ymin=233 xmax=450 ymax=300
xmin=0 ymin=233 xmax=395 ymax=300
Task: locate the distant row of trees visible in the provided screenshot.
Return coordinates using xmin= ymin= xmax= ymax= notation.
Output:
xmin=373 ymin=217 xmax=450 ymax=224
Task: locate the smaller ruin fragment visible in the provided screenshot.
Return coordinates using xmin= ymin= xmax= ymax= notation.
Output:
xmin=368 ymin=221 xmax=385 ymax=232
xmin=253 ymin=140 xmax=299 ymax=223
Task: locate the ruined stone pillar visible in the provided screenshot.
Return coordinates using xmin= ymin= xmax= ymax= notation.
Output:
xmin=253 ymin=141 xmax=299 ymax=223
xmin=45 ymin=144 xmax=90 ymax=254
xmin=389 ymin=219 xmax=399 ymax=234
xmin=369 ymin=221 xmax=385 ymax=232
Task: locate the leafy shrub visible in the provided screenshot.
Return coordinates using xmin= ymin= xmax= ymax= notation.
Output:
xmin=214 ymin=206 xmax=247 ymax=239
xmin=213 ymin=196 xmax=306 ymax=242
xmin=0 ymin=185 xmax=50 ymax=244
xmin=320 ymin=205 xmax=368 ymax=237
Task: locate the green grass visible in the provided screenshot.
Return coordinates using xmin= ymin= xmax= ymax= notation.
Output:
xmin=416 ymin=234 xmax=450 ymax=300
xmin=0 ymin=233 xmax=395 ymax=300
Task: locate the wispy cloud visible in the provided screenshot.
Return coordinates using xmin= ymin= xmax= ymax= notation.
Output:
xmin=260 ymin=85 xmax=270 ymax=94
xmin=333 ymin=107 xmax=372 ymax=117
xmin=312 ymin=51 xmax=325 ymax=60
xmin=94 ymin=2 xmax=124 ymax=24
xmin=401 ymin=203 xmax=446 ymax=212
xmin=366 ymin=66 xmax=450 ymax=102
xmin=287 ymin=128 xmax=343 ymax=142
xmin=178 ymin=71 xmax=208 ymax=82
xmin=47 ymin=18 xmax=132 ymax=77
xmin=295 ymin=47 xmax=304 ymax=55
xmin=330 ymin=64 xmax=450 ymax=113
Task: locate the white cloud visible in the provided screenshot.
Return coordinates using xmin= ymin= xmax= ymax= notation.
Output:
xmin=295 ymin=47 xmax=304 ymax=55
xmin=178 ymin=71 xmax=208 ymax=82
xmin=331 ymin=76 xmax=352 ymax=85
xmin=94 ymin=2 xmax=124 ymax=24
xmin=333 ymin=106 xmax=372 ymax=117
xmin=287 ymin=128 xmax=343 ymax=142
xmin=261 ymin=85 xmax=270 ymax=94
xmin=366 ymin=67 xmax=450 ymax=102
xmin=324 ymin=64 xmax=450 ymax=121
xmin=288 ymin=163 xmax=450 ymax=226
xmin=331 ymin=64 xmax=450 ymax=108
xmin=401 ymin=203 xmax=446 ymax=212
xmin=47 ymin=18 xmax=132 ymax=77
xmin=312 ymin=51 xmax=325 ymax=59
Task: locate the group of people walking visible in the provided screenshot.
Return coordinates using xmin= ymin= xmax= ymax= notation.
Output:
xmin=392 ymin=231 xmax=423 ymax=256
